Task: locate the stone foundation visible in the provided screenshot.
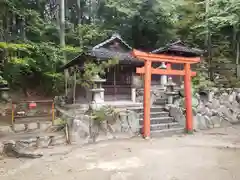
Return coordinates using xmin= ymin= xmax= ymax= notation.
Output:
xmin=0 ymin=132 xmax=66 ymax=158
xmin=56 ymin=105 xmax=140 ymax=145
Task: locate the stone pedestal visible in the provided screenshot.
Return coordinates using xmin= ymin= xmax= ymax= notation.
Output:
xmin=0 ymin=85 xmax=10 ymax=102
xmin=161 ymin=75 xmax=167 ymax=88
xmin=165 ymin=92 xmax=178 ymax=104
xmin=165 ymin=77 xmax=178 ymax=105
xmin=90 ymin=88 xmax=105 ymax=109
xmin=90 ymin=74 xmax=106 ymax=109
xmin=159 ymin=62 xmax=167 ymax=88
xmin=131 ymin=88 xmax=136 ymax=102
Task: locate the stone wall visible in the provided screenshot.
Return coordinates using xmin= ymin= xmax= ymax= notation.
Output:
xmin=56 ymin=106 xmax=140 ymax=145
xmin=169 ymin=88 xmax=240 ymax=131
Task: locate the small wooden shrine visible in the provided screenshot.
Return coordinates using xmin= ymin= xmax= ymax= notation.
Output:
xmin=151 ymin=40 xmax=203 ymax=84
xmin=61 ymin=33 xmax=144 ymax=102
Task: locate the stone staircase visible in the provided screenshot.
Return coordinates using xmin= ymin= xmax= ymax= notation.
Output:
xmin=128 ymin=97 xmax=184 ymax=136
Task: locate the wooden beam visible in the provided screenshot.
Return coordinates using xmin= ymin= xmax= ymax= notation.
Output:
xmin=136 ymin=67 xmax=197 ymax=76
xmin=132 ymin=49 xmax=200 ymax=64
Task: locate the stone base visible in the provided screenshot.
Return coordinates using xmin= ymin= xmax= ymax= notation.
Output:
xmin=68 ymin=110 xmax=140 ymax=145
xmin=184 ymin=129 xmax=194 ymax=134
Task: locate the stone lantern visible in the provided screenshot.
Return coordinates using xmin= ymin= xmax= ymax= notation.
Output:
xmin=90 ymin=74 xmax=106 ymax=109
xmin=165 ymin=77 xmax=178 ymax=104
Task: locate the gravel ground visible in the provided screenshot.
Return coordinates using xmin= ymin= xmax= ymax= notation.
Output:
xmin=1 ymin=126 xmax=240 ymax=180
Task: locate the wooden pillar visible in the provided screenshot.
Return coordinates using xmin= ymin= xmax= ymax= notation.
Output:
xmin=143 ymin=60 xmax=152 ymax=138
xmin=184 ymin=63 xmax=193 ymax=133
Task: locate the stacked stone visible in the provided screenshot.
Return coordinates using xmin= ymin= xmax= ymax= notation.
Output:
xmin=69 ymin=109 xmax=139 ymax=144
xmin=169 ymin=88 xmax=240 ymax=131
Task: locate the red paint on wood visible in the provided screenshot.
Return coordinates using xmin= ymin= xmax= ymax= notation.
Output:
xmin=132 ymin=49 xmax=200 ymax=138
xmin=136 ymin=67 xmax=196 ymax=76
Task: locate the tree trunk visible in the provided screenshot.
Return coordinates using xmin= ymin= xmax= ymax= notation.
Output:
xmin=20 ymin=18 xmax=26 ymax=41
xmin=77 ymin=0 xmax=83 ymax=47
xmin=59 ymin=0 xmax=68 ymax=96
xmin=205 ymin=0 xmax=213 ymax=80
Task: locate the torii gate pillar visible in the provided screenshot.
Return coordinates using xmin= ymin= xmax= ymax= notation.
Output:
xmin=184 ymin=63 xmax=193 ymax=133
xmin=132 ymin=49 xmax=200 ymax=139
xmin=143 ymin=60 xmax=152 ymax=138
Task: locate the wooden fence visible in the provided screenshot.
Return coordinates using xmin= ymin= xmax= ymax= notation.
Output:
xmin=11 ymin=100 xmax=55 ymax=125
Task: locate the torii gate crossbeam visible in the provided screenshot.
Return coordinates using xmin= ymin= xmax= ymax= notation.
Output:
xmin=132 ymin=49 xmax=201 ymax=138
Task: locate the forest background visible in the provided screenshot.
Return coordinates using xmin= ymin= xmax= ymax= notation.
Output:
xmin=0 ymin=0 xmax=239 ymax=99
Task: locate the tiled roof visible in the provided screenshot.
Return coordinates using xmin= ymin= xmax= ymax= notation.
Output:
xmin=92 ymin=33 xmax=132 ymax=50
xmin=89 ymin=48 xmax=140 ymax=63
xmin=60 ymin=34 xmax=142 ymax=70
xmin=60 ymin=47 xmax=142 ymax=71
xmin=152 ymin=40 xmax=204 ymax=56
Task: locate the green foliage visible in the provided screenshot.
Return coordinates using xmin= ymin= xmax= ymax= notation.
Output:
xmin=0 ymin=42 xmax=32 ymax=53
xmin=1 ymin=0 xmax=240 ymax=95
xmin=88 ymin=105 xmax=120 ymax=123
xmin=1 ymin=42 xmax=65 ymax=95
xmin=0 ymin=75 xmax=7 ymax=85
xmin=78 ymin=59 xmax=119 ymax=88
xmin=192 ymin=71 xmax=214 ymax=91
xmin=76 ymin=24 xmax=111 ymax=47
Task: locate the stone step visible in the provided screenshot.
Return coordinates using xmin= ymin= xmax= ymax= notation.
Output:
xmin=2 ymin=132 xmax=66 ymax=149
xmin=14 ymin=117 xmax=52 ymax=124
xmin=128 ymin=105 xmax=165 ymax=112
xmin=140 ymin=122 xmax=180 ymax=132
xmin=139 ymin=112 xmax=169 ymax=118
xmin=154 ymin=98 xmax=168 ymax=105
xmin=151 ymin=106 xmax=167 ymax=112
xmin=139 ymin=117 xmax=175 ymax=125
xmin=150 ymin=127 xmax=185 ymax=137
xmin=2 ymin=131 xmax=64 ymax=141
xmin=150 ymin=122 xmax=181 ymax=131
xmin=12 ymin=121 xmax=52 ymax=133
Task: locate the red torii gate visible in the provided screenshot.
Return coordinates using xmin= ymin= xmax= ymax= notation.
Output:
xmin=132 ymin=49 xmax=201 ymax=138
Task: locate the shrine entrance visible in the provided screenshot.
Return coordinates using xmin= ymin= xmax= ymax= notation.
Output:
xmin=132 ymin=49 xmax=201 ymax=138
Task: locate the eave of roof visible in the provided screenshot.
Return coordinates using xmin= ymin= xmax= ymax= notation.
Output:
xmin=60 ymin=34 xmax=140 ymax=71
xmin=92 ymin=33 xmax=132 ymax=50
xmin=58 ymin=53 xmax=90 ymax=71
xmin=59 ymin=48 xmax=142 ymax=71
xmin=151 ymin=40 xmax=204 ymax=56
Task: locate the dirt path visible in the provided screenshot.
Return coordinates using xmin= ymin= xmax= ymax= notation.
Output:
xmin=1 ymin=126 xmax=240 ymax=180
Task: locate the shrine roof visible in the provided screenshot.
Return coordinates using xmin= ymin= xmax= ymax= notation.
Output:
xmin=90 ymin=33 xmax=139 ymax=63
xmin=60 ymin=33 xmax=142 ymax=70
xmin=151 ymin=40 xmax=204 ymax=57
xmin=92 ymin=33 xmax=132 ymax=50
xmin=89 ymin=47 xmax=138 ymax=62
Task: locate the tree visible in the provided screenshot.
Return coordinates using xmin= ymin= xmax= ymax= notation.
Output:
xmin=2 ymin=0 xmax=239 ymax=95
